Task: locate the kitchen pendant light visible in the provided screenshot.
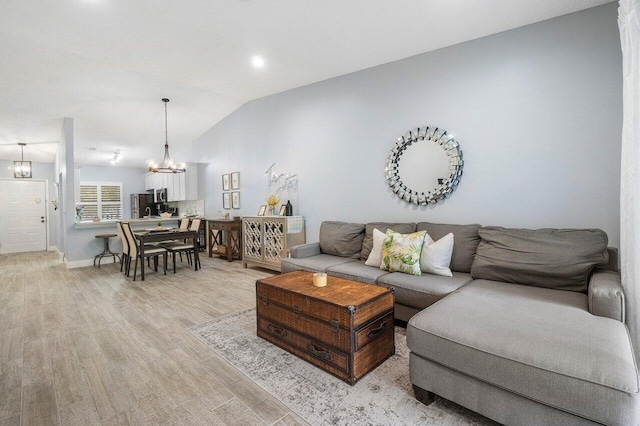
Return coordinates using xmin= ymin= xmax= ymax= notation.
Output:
xmin=14 ymin=143 xmax=32 ymax=178
xmin=147 ymin=98 xmax=185 ymax=174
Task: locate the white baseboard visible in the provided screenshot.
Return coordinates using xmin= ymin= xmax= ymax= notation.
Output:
xmin=48 ymin=246 xmax=63 ymax=259
xmin=66 ymin=256 xmax=120 ymax=269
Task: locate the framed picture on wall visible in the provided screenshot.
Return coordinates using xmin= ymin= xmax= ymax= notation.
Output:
xmin=232 ymin=191 xmax=240 ymax=209
xmin=222 ymin=174 xmax=230 ymax=191
xmin=258 ymin=205 xmax=267 ymax=216
xmin=278 ymin=204 xmax=287 ymax=216
xmin=223 ymin=192 xmax=231 ymax=209
xmin=231 ymin=172 xmax=240 ymax=190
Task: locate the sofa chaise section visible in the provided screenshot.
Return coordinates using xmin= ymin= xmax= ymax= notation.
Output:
xmin=407 ymin=278 xmax=640 ymax=426
xmin=407 ymin=227 xmax=638 ymax=425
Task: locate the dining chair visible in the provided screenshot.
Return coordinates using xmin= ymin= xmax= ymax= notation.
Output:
xmin=116 ymin=221 xmax=130 ymax=274
xmin=160 ymin=217 xmax=191 ymax=260
xmin=121 ymin=222 xmax=168 ymax=281
xmin=118 ymin=221 xmax=160 ymax=276
xmin=165 ymin=218 xmax=201 ymax=273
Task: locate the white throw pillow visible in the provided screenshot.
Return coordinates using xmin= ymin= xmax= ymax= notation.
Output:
xmin=420 ymin=233 xmax=454 ymax=277
xmin=365 ymin=228 xmax=387 ymax=267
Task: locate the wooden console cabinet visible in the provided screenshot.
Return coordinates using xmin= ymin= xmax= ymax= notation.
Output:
xmin=242 ymin=216 xmax=305 ymax=272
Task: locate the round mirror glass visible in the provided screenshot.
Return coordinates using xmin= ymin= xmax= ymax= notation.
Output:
xmin=385 ymin=126 xmax=463 ymax=205
xmin=398 ymin=141 xmax=450 ymax=191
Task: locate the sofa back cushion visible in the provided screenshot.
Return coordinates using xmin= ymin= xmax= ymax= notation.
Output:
xmin=470 ymin=227 xmax=609 ymax=292
xmin=360 ymin=222 xmax=416 ymax=260
xmin=416 ymin=222 xmax=481 ymax=273
xmin=319 ymin=221 xmax=365 ymax=258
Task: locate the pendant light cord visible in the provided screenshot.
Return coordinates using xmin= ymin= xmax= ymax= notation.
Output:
xmin=149 ymin=98 xmax=184 ymax=173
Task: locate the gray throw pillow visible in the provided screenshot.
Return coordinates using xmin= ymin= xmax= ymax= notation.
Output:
xmin=416 ymin=222 xmax=481 ymax=273
xmin=470 ymin=227 xmax=609 ymax=292
xmin=319 ymin=221 xmax=365 ymax=258
xmin=360 ymin=222 xmax=416 ymax=261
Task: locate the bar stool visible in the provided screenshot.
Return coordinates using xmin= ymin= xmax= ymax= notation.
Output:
xmin=94 ymin=233 xmax=121 ymax=267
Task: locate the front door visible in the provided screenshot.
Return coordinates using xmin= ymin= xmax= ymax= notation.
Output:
xmin=0 ymin=180 xmax=47 ymax=254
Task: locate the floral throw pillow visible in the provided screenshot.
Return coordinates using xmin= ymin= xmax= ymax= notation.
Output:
xmin=380 ymin=230 xmax=427 ymax=276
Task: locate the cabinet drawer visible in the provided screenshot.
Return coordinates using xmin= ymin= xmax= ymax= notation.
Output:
xmin=258 ymin=317 xmax=349 ymax=372
xmin=216 ymin=223 xmax=232 ymax=231
xmin=355 ymin=311 xmax=394 ymax=351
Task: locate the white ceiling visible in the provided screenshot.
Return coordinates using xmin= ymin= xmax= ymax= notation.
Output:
xmin=0 ymin=0 xmax=614 ymax=168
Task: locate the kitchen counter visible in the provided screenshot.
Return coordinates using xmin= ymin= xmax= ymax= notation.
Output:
xmin=74 ymin=217 xmax=184 ymax=229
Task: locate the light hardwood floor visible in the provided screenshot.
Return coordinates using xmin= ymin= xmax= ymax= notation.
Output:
xmin=0 ymin=251 xmax=310 ymax=426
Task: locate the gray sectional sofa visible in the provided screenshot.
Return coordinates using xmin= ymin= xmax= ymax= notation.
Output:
xmin=281 ymin=221 xmax=640 ymax=426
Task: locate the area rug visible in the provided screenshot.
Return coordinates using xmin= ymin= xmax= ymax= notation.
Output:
xmin=189 ymin=309 xmax=494 ymax=425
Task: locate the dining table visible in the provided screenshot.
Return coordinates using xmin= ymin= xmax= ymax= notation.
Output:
xmin=134 ymin=228 xmax=200 ymax=281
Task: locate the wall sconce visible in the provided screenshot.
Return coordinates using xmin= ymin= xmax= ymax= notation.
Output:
xmin=14 ymin=143 xmax=32 ymax=178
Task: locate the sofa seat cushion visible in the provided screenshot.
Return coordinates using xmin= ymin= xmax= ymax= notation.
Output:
xmin=407 ymin=279 xmax=640 ymax=425
xmin=281 ymin=255 xmax=356 ymax=273
xmin=326 ymin=260 xmax=391 ymax=285
xmin=377 ymin=272 xmax=472 ymax=310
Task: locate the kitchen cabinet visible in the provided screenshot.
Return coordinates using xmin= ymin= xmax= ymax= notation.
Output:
xmin=242 ymin=216 xmax=305 ymax=272
xmin=144 ymin=173 xmax=153 ymax=191
xmin=144 ymin=172 xmax=162 ymax=191
xmin=166 ymin=173 xmax=176 ymax=201
xmin=166 ymin=173 xmax=186 ymax=202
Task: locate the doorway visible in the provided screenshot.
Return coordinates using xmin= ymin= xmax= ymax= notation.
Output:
xmin=0 ymin=180 xmax=48 ymax=254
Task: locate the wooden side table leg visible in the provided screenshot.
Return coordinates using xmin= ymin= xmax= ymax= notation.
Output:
xmin=208 ymin=228 xmax=214 ymax=258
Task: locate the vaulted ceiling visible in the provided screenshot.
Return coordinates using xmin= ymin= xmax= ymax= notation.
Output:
xmin=0 ymin=0 xmax=614 ymax=167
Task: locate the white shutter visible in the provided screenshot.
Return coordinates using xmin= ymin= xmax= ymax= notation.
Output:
xmin=77 ymin=182 xmax=123 ymax=221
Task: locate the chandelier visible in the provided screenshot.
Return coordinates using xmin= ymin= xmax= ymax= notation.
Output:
xmin=147 ymin=98 xmax=185 ymax=173
xmin=14 ymin=143 xmax=32 ymax=178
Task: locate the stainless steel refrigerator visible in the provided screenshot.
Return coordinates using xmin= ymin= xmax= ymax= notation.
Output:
xmin=130 ymin=193 xmax=155 ymax=218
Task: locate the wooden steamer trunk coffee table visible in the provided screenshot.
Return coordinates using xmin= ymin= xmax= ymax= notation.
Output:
xmin=256 ymin=271 xmax=395 ymax=385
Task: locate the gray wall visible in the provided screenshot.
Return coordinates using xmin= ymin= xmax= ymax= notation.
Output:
xmin=60 ymin=118 xmax=74 ymax=258
xmin=65 ymin=164 xmax=147 ymax=263
xmin=193 ymin=4 xmax=622 ymax=247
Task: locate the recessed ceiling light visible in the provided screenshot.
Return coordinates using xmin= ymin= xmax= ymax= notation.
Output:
xmin=88 ymin=147 xmax=97 ymax=151
xmin=252 ymin=56 xmax=265 ymax=69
